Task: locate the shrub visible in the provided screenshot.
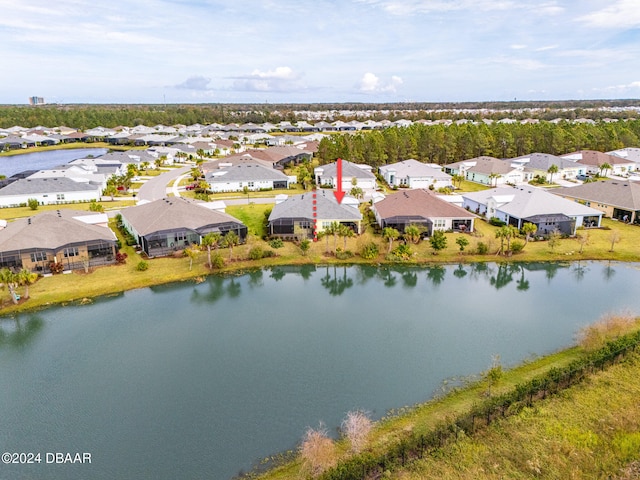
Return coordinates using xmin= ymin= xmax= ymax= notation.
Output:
xmin=262 ymin=249 xmax=276 ymax=258
xmin=210 ymin=253 xmax=225 ymax=269
xmin=359 ymin=242 xmax=379 ymax=260
xmin=476 ymin=241 xmax=489 ymax=254
xmin=28 ymin=198 xmax=39 ymax=210
xmin=248 ymin=246 xmax=264 ymax=260
xmin=136 ymin=260 xmax=149 ymax=271
xmin=269 ymin=238 xmax=284 ymax=249
xmin=510 ymin=239 xmax=525 ymax=253
xmin=115 ymin=252 xmax=128 ymax=264
xmin=335 ymin=249 xmax=354 ymax=260
xmin=89 ymin=201 xmax=104 ymax=212
xmin=386 ymin=243 xmax=413 ymax=261
xmin=299 ymin=238 xmax=311 ymax=256
xmin=48 ymin=261 xmax=64 ymax=274
xmin=300 ymin=424 xmax=336 ymax=478
xmin=489 ymin=216 xmax=506 ymax=227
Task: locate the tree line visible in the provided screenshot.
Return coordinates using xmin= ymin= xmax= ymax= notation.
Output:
xmin=316 ymin=120 xmax=640 ymax=166
xmin=1 ymin=100 xmax=639 ymax=129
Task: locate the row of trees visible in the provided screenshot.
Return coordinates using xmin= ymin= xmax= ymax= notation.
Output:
xmin=0 ymin=268 xmax=38 ymax=304
xmin=2 ymin=100 xmax=639 ymax=129
xmin=316 ymin=121 xmax=640 ymax=167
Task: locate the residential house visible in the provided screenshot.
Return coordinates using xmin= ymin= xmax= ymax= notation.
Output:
xmin=508 ymin=153 xmax=585 ymax=182
xmin=607 ymin=148 xmax=640 ymax=171
xmin=120 ymin=197 xmax=247 ymax=258
xmin=314 ymin=160 xmax=377 ymax=190
xmin=561 ymin=150 xmax=635 ymax=176
xmin=444 ymin=156 xmax=525 ymax=186
xmin=462 ymin=186 xmax=603 ymax=235
xmin=372 ymin=189 xmax=475 ymax=235
xmin=0 ymin=210 xmax=117 ymax=273
xmin=206 ymin=162 xmax=294 ymax=192
xmin=0 ymin=177 xmax=102 ymax=208
xmin=268 ymin=190 xmax=362 ymax=239
xmin=379 ymin=159 xmax=452 ymax=190
xmin=245 ymin=146 xmax=313 ymax=169
xmin=554 ymin=180 xmax=640 ymax=223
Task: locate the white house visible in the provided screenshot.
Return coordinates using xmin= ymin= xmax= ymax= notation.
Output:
xmin=0 ymin=177 xmax=102 ymax=208
xmin=379 ymin=159 xmax=452 ymax=189
xmin=314 ymin=160 xmax=377 ymax=190
xmin=445 ymin=156 xmax=526 ymax=186
xmin=207 ymin=162 xmax=294 ymax=193
xmin=462 ymin=186 xmax=603 ymax=235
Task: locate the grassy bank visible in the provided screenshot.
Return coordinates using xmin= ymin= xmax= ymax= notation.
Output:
xmin=255 ymin=319 xmax=640 ymax=480
xmin=1 ymin=214 xmax=639 ymax=315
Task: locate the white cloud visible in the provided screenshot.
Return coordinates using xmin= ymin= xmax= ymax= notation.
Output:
xmin=174 ymin=76 xmax=212 ymax=91
xmin=577 ymin=0 xmax=640 ymax=29
xmin=231 ymin=67 xmax=305 ymax=92
xmin=595 ymin=81 xmax=640 ymax=93
xmin=510 ymin=44 xmax=527 ymax=50
xmin=355 ymin=0 xmax=517 ymax=16
xmin=359 ymin=73 xmax=403 ymax=93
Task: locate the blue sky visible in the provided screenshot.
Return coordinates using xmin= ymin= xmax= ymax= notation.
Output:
xmin=1 ymin=0 xmax=639 ymax=104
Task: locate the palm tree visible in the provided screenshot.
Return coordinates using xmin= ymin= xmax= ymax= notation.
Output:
xmin=17 ymin=269 xmax=37 ymax=299
xmin=324 ymin=222 xmax=340 ymax=253
xmin=521 ymin=222 xmax=537 ymax=248
xmin=338 ymin=224 xmax=355 ymax=250
xmin=403 ymin=225 xmax=422 ymax=244
xmin=223 ymin=231 xmax=239 ymax=260
xmin=547 ymin=164 xmax=559 ymax=183
xmin=382 ymin=227 xmax=400 ymax=254
xmin=201 ymin=232 xmax=222 ymax=269
xmin=0 ymin=268 xmax=19 ymax=304
xmin=599 ymin=162 xmax=612 ymax=177
xmin=488 ymin=172 xmax=501 ymax=187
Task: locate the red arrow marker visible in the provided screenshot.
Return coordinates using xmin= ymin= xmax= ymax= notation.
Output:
xmin=334 ymin=157 xmax=345 ymax=204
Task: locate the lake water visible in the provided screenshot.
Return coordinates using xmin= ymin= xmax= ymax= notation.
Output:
xmin=0 ymin=148 xmax=108 ymax=177
xmin=1 ymin=262 xmax=638 ymax=479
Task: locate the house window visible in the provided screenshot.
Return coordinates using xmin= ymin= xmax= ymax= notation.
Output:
xmin=248 ymin=182 xmax=254 ymax=188
xmin=174 ymin=233 xmax=186 ymax=242
xmin=30 ymin=252 xmax=47 ymax=262
xmin=322 ymin=221 xmax=332 ymax=228
xmin=56 ymin=194 xmax=65 ymax=201
xmin=64 ymin=247 xmax=79 ymax=258
xmin=433 ymin=219 xmax=446 ymax=229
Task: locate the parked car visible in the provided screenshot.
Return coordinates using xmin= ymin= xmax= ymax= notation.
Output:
xmin=576 ymin=174 xmax=589 ymax=181
xmin=185 ymin=183 xmax=197 ymax=190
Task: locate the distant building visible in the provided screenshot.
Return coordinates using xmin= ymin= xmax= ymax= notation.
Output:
xmin=28 ymin=96 xmax=45 ymax=106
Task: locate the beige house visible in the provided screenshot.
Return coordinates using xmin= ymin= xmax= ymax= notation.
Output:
xmin=0 ymin=210 xmax=118 ymax=273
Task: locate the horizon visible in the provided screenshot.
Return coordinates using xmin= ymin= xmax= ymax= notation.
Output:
xmin=2 ymin=1 xmax=640 ymax=105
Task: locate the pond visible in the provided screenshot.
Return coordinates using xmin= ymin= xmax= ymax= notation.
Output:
xmin=0 ymin=262 xmax=638 ymax=479
xmin=0 ymin=148 xmax=108 ymax=177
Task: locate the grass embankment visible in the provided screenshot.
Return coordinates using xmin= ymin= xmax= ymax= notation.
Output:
xmin=258 ymin=317 xmax=640 ymax=480
xmin=1 ymin=204 xmax=640 ymax=314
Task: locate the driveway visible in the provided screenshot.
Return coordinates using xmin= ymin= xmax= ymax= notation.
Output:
xmin=137 ymin=166 xmax=192 ymax=202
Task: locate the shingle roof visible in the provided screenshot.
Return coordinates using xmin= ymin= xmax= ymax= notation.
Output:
xmin=208 ymin=162 xmax=288 ymax=183
xmin=0 ymin=177 xmax=101 ymax=195
xmin=562 ymin=150 xmax=632 ymax=166
xmin=464 ymin=187 xmax=602 ymax=218
xmin=374 ymin=189 xmax=476 ymax=220
xmin=268 ymin=190 xmax=362 ymax=222
xmin=554 ymin=180 xmax=640 ymax=210
xmin=379 ymin=159 xmax=451 ymax=180
xmin=0 ymin=210 xmax=116 ymax=252
xmin=121 ymin=197 xmax=245 ymax=236
xmin=317 ymin=160 xmax=376 ymax=180
xmin=511 ymin=153 xmax=579 ymax=170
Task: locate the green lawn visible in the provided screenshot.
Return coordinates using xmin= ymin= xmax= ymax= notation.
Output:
xmin=226 ymin=203 xmax=272 ymax=237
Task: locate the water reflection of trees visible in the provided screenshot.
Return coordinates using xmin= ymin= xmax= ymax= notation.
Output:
xmin=192 ymin=275 xmax=243 ymax=303
xmin=453 ymin=264 xmax=468 ymax=279
xmin=320 ymin=266 xmax=354 ymax=296
xmin=602 ymin=261 xmax=616 ymax=282
xmin=0 ymin=315 xmax=44 ymax=348
xmin=426 ymin=266 xmax=446 ymax=287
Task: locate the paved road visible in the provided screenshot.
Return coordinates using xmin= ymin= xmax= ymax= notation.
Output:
xmin=137 ymin=166 xmax=191 ymax=202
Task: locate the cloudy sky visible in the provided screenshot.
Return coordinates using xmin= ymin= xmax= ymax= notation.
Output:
xmin=1 ymin=0 xmax=639 ymax=104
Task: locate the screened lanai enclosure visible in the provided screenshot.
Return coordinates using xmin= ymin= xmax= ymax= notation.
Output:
xmin=139 ymin=222 xmax=248 ymax=258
